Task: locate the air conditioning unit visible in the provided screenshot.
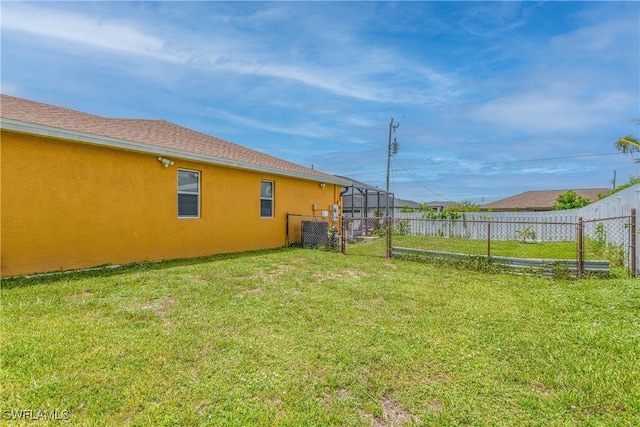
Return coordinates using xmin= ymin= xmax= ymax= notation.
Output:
xmin=301 ymin=221 xmax=329 ymax=248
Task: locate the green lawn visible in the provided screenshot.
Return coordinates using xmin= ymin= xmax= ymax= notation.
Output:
xmin=348 ymin=234 xmax=616 ymax=260
xmin=393 ymin=235 xmax=580 ymax=258
xmin=2 ymin=248 xmax=639 ymax=426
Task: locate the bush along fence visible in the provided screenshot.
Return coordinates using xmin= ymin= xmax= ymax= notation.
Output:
xmin=286 ymin=211 xmax=638 ymax=279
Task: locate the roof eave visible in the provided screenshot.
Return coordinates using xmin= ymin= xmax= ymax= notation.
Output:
xmin=1 ymin=118 xmax=350 ymax=186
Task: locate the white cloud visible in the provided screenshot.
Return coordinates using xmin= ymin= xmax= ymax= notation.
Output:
xmin=211 ymin=108 xmax=335 ymax=140
xmin=464 ymin=5 xmax=638 ymax=137
xmin=458 ymin=2 xmax=534 ymax=37
xmin=472 ymin=90 xmax=633 ymax=133
xmin=1 ymin=3 xmax=186 ymax=63
xmin=550 ymin=17 xmax=639 ymax=59
xmin=211 ymin=57 xmax=382 ymax=102
xmin=203 ymin=55 xmax=453 ymax=105
xmin=1 ymin=2 xmax=460 ymax=106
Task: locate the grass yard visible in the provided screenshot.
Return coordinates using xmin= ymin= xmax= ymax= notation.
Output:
xmin=2 ymin=248 xmax=639 ymax=426
xmin=348 ymin=234 xmax=589 ymax=259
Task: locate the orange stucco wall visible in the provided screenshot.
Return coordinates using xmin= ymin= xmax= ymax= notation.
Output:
xmin=1 ymin=130 xmax=341 ymax=276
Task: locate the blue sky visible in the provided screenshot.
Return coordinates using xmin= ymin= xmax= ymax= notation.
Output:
xmin=2 ymin=1 xmax=639 ymax=204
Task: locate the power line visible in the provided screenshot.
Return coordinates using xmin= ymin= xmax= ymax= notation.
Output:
xmin=351 ymin=151 xmax=625 ymax=202
xmin=481 ymin=151 xmax=621 ymax=165
xmin=348 ymin=151 xmax=623 ymax=178
xmin=392 ymin=157 xmax=456 ymax=202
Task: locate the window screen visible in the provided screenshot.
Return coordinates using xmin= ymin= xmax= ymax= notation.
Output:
xmin=260 ymin=181 xmax=273 ymax=218
xmin=178 ymin=170 xmax=200 ymax=217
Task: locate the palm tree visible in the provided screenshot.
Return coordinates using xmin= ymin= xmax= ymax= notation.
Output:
xmin=615 ymin=119 xmax=640 ymax=161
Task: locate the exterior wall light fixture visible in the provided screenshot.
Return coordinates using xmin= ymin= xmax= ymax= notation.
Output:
xmin=157 ymin=156 xmax=175 ymax=168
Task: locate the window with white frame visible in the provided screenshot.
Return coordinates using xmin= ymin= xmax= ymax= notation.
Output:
xmin=178 ymin=169 xmax=200 ymax=218
xmin=260 ymin=180 xmax=274 ymax=218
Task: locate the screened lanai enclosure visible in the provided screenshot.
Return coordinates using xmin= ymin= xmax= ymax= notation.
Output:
xmin=339 ymin=176 xmax=394 ymax=240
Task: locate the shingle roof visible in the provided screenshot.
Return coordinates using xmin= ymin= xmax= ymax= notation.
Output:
xmin=482 ymin=188 xmax=611 ymax=211
xmin=395 ymin=198 xmax=420 ymax=209
xmin=337 ymin=176 xmax=386 ymax=192
xmin=0 ymin=94 xmax=347 ymax=184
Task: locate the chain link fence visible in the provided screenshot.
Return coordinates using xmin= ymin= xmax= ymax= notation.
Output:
xmin=392 ymin=217 xmax=577 ymax=258
xmin=341 ymin=216 xmax=390 ymax=257
xmin=287 ymin=212 xmax=637 ymax=278
xmin=390 ymin=215 xmax=636 ymax=278
xmin=583 ymin=216 xmax=636 ymax=275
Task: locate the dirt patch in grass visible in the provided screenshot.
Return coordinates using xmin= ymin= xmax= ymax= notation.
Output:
xmin=323 ymin=388 xmax=351 ymax=406
xmin=383 ymin=261 xmax=397 ymax=269
xmin=139 ymin=296 xmax=175 ymax=320
xmin=254 ymin=263 xmax=296 ymax=284
xmin=313 ymin=269 xmax=369 ymax=284
xmin=236 ymin=288 xmax=262 ymax=298
xmin=533 ymin=382 xmax=553 ymax=396
xmin=359 ymin=397 xmax=421 ymax=427
xmin=336 ymin=388 xmax=350 ymax=401
xmin=426 ymin=399 xmax=444 ymax=413
xmin=63 ymin=291 xmax=94 ymax=304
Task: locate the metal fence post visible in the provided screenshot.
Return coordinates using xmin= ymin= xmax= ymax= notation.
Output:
xmin=487 ymin=221 xmax=491 ymax=259
xmin=286 ymin=213 xmax=290 ymax=247
xmin=386 ymin=216 xmax=392 ymax=258
xmin=577 ymin=217 xmax=584 ymax=278
xmin=341 ymin=216 xmax=346 ymax=254
xmin=631 ymin=209 xmax=637 ymax=278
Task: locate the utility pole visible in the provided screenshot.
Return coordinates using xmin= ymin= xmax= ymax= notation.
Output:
xmin=386 ymin=117 xmax=400 ymax=217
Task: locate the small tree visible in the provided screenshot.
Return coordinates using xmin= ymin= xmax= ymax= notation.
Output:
xmin=552 ymin=190 xmax=591 ymax=210
xmin=515 ymin=225 xmax=536 ymax=243
xmin=395 ymin=220 xmax=411 ymax=235
xmin=444 ymin=201 xmax=480 ymax=213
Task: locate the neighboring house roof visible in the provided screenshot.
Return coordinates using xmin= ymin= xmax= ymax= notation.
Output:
xmin=337 ymin=176 xmax=385 ymax=192
xmin=0 ymin=94 xmax=349 ymax=185
xmin=482 ymin=188 xmax=611 ymax=211
xmin=395 ymin=199 xmax=420 ymax=210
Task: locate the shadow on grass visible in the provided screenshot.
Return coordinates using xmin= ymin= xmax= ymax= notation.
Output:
xmin=1 ymin=247 xmax=298 ymax=290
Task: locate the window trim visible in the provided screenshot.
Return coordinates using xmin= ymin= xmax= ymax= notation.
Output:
xmin=177 ymin=168 xmax=201 ymax=218
xmin=260 ymin=180 xmax=274 ymax=218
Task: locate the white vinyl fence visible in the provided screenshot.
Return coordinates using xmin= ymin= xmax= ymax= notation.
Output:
xmin=397 ymin=185 xmax=640 ymax=271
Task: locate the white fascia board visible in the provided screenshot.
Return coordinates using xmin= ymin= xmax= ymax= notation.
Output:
xmin=1 ymin=118 xmax=351 ymax=186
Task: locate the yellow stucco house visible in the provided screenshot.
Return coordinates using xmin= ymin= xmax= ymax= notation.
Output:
xmin=0 ymin=95 xmax=348 ymax=277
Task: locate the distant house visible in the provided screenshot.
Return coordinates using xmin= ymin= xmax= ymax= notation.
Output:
xmin=481 ymin=188 xmax=610 ymax=212
xmin=0 ymin=95 xmax=349 ymax=277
